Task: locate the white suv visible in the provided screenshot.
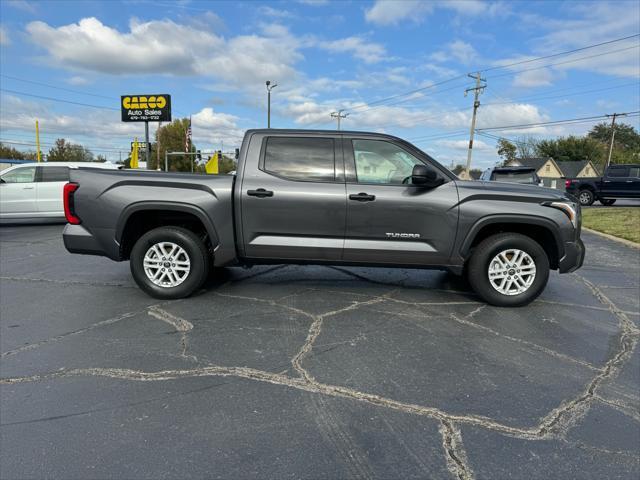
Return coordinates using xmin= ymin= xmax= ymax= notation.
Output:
xmin=0 ymin=162 xmax=121 ymax=223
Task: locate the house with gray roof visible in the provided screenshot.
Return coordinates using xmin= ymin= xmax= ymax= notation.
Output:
xmin=506 ymin=157 xmax=600 ymax=189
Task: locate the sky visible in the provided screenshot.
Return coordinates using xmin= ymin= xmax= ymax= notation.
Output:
xmin=0 ymin=0 xmax=639 ymax=168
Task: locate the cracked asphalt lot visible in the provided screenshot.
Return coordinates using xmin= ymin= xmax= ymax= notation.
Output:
xmin=1 ymin=225 xmax=639 ymax=480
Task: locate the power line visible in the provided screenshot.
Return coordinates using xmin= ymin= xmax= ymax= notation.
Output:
xmin=0 ymin=74 xmax=114 ymax=100
xmin=0 ymin=139 xmax=129 ymax=153
xmin=479 ymin=33 xmax=640 ymax=73
xmin=0 ymin=89 xmax=120 ymax=111
xmin=476 ymin=111 xmax=640 ymax=132
xmin=482 ymin=81 xmax=639 ymax=106
xmin=341 ymin=34 xmax=639 ymax=114
xmin=486 ymin=45 xmax=640 ymax=80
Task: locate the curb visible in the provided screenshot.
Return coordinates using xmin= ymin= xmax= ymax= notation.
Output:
xmin=582 ymin=227 xmax=640 ymax=250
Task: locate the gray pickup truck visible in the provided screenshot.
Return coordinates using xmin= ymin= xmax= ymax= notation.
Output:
xmin=63 ymin=129 xmax=584 ymax=307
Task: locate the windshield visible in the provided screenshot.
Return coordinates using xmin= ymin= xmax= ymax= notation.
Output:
xmin=492 ymin=171 xmax=537 ymax=184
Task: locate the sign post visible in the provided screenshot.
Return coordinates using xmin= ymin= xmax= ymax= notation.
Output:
xmin=121 ymin=95 xmax=172 ymax=168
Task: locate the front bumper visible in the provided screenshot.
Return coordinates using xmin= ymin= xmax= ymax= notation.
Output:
xmin=558 ymin=238 xmax=585 ymax=273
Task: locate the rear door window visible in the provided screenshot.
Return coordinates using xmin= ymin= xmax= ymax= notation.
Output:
xmin=39 ymin=166 xmax=70 ymax=182
xmin=607 ymin=166 xmax=629 ymax=178
xmin=263 ymin=137 xmax=335 ymax=182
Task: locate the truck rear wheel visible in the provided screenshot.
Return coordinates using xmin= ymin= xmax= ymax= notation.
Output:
xmin=467 ymin=233 xmax=549 ymax=307
xmin=130 ymin=226 xmax=209 ymax=299
xmin=578 ymin=189 xmax=594 ymax=206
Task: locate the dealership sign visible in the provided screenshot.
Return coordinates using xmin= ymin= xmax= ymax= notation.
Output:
xmin=121 ymin=95 xmax=171 ymax=122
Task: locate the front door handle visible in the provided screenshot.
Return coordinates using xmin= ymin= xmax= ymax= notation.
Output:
xmin=247 ymin=188 xmax=273 ymax=198
xmin=349 ymin=192 xmax=376 ymax=202
xmin=22 ymin=186 xmax=35 ymax=190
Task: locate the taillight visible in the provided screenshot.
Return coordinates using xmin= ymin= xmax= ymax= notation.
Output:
xmin=63 ymin=182 xmax=81 ymax=224
xmin=565 ymin=180 xmax=572 ymax=188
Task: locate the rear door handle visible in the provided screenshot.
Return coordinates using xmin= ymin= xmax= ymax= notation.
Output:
xmin=349 ymin=192 xmax=376 ymax=202
xmin=247 ymin=188 xmax=273 ymax=198
xmin=22 ymin=186 xmax=35 ymax=190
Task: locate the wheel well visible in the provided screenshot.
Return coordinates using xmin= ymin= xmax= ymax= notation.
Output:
xmin=467 ymin=223 xmax=559 ymax=269
xmin=119 ymin=210 xmax=212 ymax=260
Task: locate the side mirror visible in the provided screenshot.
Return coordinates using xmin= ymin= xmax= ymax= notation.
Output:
xmin=411 ymin=164 xmax=441 ymax=187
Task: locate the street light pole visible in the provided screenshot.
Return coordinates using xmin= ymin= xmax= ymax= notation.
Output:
xmin=266 ymin=80 xmax=278 ymax=128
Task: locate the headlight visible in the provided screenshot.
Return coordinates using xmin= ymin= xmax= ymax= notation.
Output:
xmin=543 ymin=201 xmax=578 ymax=229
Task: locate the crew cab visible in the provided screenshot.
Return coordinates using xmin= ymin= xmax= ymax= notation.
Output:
xmin=63 ymin=129 xmax=584 ymax=307
xmin=565 ymin=164 xmax=640 ymax=206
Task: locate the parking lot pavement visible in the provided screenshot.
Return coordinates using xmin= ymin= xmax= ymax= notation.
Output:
xmin=1 ymin=225 xmax=638 ymax=480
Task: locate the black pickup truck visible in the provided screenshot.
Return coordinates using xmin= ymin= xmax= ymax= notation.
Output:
xmin=62 ymin=129 xmax=584 ymax=307
xmin=565 ymin=164 xmax=640 ymax=206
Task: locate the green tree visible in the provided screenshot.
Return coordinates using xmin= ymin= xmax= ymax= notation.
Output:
xmin=496 ymin=138 xmax=517 ymax=165
xmin=514 ymin=136 xmax=539 ymax=159
xmin=534 ymin=136 xmax=605 ymax=163
xmin=588 ymin=122 xmax=640 ymax=164
xmin=153 ymin=118 xmax=196 ymax=171
xmin=47 ymin=138 xmax=94 ymax=162
xmin=0 ymin=143 xmax=38 ymax=160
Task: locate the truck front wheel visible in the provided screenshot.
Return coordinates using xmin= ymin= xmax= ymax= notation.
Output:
xmin=130 ymin=226 xmax=210 ymax=299
xmin=467 ymin=233 xmax=549 ymax=307
xmin=578 ymin=189 xmax=595 ymax=206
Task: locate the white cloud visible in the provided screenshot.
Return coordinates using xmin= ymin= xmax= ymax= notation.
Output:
xmin=318 ymin=36 xmax=386 ymax=64
xmin=25 ymin=17 xmax=302 ymax=88
xmin=66 ymin=76 xmax=91 ymax=86
xmin=365 ymin=0 xmax=433 ymax=26
xmin=435 ymin=139 xmax=491 ymax=151
xmin=0 ymin=95 xmax=243 ymax=153
xmin=258 ymin=6 xmax=295 ymax=19
xmin=431 ymin=40 xmax=479 ymax=65
xmin=0 ymin=26 xmax=9 ymax=45
xmin=365 ymin=0 xmax=506 ymax=26
xmin=507 ymin=2 xmax=640 ymax=82
xmin=190 ymin=107 xmax=244 ymax=147
xmin=512 ymin=68 xmax=554 ymax=88
xmin=5 ymin=0 xmax=37 ymax=13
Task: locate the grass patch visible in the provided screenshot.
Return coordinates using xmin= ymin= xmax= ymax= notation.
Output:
xmin=582 ymin=207 xmax=640 ymax=244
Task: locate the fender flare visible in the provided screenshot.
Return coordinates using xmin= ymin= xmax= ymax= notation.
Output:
xmin=116 ymin=201 xmax=220 ymax=251
xmin=459 ymin=214 xmax=564 ymax=259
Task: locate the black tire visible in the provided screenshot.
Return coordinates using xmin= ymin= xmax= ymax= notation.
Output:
xmin=599 ymin=198 xmax=616 ymax=206
xmin=467 ymin=233 xmax=550 ymax=307
xmin=578 ymin=189 xmax=595 ymax=206
xmin=130 ymin=226 xmax=210 ymax=299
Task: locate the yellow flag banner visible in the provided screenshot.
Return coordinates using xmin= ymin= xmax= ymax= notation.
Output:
xmin=130 ymin=137 xmax=139 ymax=169
xmin=205 ymin=152 xmax=219 ymax=174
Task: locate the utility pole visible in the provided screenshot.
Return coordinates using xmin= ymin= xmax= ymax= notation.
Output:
xmin=330 ymin=109 xmax=349 ymax=130
xmin=605 ymin=112 xmax=626 ymax=168
xmin=35 ymin=120 xmax=41 ymax=162
xmin=156 ymin=122 xmax=162 ymax=171
xmin=266 ymin=80 xmax=278 ymax=128
xmin=464 ymin=72 xmax=486 ymax=179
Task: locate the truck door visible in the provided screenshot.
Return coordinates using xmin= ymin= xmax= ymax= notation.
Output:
xmin=602 ymin=165 xmax=630 ymax=197
xmin=240 ymin=134 xmax=346 ymax=261
xmin=0 ymin=166 xmax=38 ymax=219
xmin=629 ymin=166 xmax=640 ymax=198
xmin=36 ymin=166 xmax=70 ymax=216
xmin=342 ymin=137 xmax=459 ymax=265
